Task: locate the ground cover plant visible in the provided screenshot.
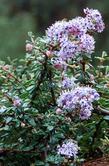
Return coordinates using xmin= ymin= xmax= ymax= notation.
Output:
xmin=0 ymin=8 xmax=109 ymax=166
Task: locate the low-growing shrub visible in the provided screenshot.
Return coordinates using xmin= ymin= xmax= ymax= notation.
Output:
xmin=0 ymin=8 xmax=109 ymax=166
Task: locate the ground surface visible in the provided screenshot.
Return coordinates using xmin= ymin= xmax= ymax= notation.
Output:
xmin=83 ymin=155 xmax=109 ymax=166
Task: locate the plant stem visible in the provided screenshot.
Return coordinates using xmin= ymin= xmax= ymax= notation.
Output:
xmin=94 ymin=106 xmax=109 ymax=115
xmin=30 ymin=56 xmax=48 ymax=105
xmin=47 ymin=69 xmax=56 ymax=106
xmin=89 ymin=118 xmax=103 ymax=157
xmin=0 ymin=148 xmax=37 ymax=154
xmin=80 ymin=60 xmax=86 ymax=84
xmin=81 ymin=60 xmax=86 ymax=73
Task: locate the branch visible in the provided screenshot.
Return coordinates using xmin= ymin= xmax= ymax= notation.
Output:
xmin=80 ymin=60 xmax=86 ymax=73
xmin=0 ymin=148 xmax=37 ymax=154
xmin=30 ymin=56 xmax=48 ymax=104
xmin=47 ymin=70 xmax=56 ymax=106
xmin=97 ymin=106 xmax=109 ymax=115
xmin=80 ymin=60 xmax=86 ymax=84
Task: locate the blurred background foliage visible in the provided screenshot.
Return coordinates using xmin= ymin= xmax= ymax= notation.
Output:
xmin=0 ymin=0 xmax=109 ymax=61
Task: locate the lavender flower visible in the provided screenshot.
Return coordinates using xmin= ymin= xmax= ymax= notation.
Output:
xmin=61 ymin=77 xmax=72 ymax=89
xmin=61 ymin=77 xmax=77 ymax=89
xmin=46 ymin=8 xmax=104 ymax=62
xmin=46 ymin=20 xmax=68 ymax=43
xmin=57 ymin=139 xmax=79 ymax=158
xmin=61 ymin=77 xmax=74 ymax=89
xmin=80 ymin=109 xmax=92 ymax=120
xmin=80 ymin=34 xmax=95 ymax=54
xmin=58 ymin=39 xmax=79 ymax=60
xmin=84 ymin=8 xmax=105 ymax=33
xmin=67 ymin=17 xmax=88 ymax=35
xmin=57 ymin=86 xmax=100 ymax=119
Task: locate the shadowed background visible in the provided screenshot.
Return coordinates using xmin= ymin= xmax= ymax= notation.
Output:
xmin=0 ymin=0 xmax=108 ymax=61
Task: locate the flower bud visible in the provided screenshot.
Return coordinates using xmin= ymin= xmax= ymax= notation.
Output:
xmin=13 ymin=99 xmax=21 ymax=107
xmin=2 ymin=65 xmax=9 ymax=71
xmin=21 ymin=122 xmax=25 ymax=127
xmin=54 ymin=63 xmax=63 ymax=70
xmin=46 ymin=50 xmax=52 ymax=58
xmin=90 ymin=74 xmax=95 ymax=81
xmin=56 ymin=108 xmax=63 ymax=114
xmin=26 ymin=43 xmax=33 ymax=52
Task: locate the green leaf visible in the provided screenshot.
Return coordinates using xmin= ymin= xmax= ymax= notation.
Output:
xmin=103 ymin=115 xmax=109 ymax=121
xmin=26 ymin=85 xmax=35 ymax=91
xmin=29 ymin=118 xmax=36 ymax=127
xmin=28 ymin=31 xmax=33 ymax=37
xmin=35 ymin=161 xmax=44 ymax=166
xmin=47 ymin=126 xmax=54 ymax=131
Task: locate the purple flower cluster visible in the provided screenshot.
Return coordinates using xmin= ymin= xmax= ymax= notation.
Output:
xmin=84 ymin=8 xmax=105 ymax=33
xmin=57 ymin=86 xmax=100 ymax=119
xmin=61 ymin=77 xmax=72 ymax=89
xmin=46 ymin=8 xmax=104 ymax=61
xmin=57 ymin=139 xmax=79 ymax=158
xmin=58 ymin=39 xmax=79 ymax=60
xmin=46 ymin=20 xmax=68 ymax=43
xmin=79 ymin=34 xmax=95 ymax=54
xmin=61 ymin=77 xmax=77 ymax=89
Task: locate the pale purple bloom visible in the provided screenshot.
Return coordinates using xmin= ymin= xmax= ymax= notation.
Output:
xmin=57 ymin=139 xmax=79 ymax=158
xmin=58 ymin=39 xmax=79 ymax=60
xmin=46 ymin=20 xmax=68 ymax=43
xmin=80 ymin=109 xmax=92 ymax=120
xmin=84 ymin=8 xmax=105 ymax=33
xmin=57 ymin=87 xmax=100 ymax=119
xmin=80 ymin=34 xmax=95 ymax=54
xmin=67 ymin=17 xmax=88 ymax=35
xmin=46 ymin=8 xmax=104 ymax=62
xmin=57 ymin=91 xmax=76 ymax=110
xmin=61 ymin=77 xmax=72 ymax=89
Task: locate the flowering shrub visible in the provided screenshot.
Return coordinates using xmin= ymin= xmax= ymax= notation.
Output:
xmin=0 ymin=8 xmax=109 ymax=166
xmin=57 ymin=87 xmax=100 ymax=120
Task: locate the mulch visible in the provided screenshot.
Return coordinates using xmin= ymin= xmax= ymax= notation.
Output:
xmin=83 ymin=155 xmax=109 ymax=166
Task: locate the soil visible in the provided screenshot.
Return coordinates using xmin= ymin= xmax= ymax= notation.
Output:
xmin=83 ymin=155 xmax=109 ymax=166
